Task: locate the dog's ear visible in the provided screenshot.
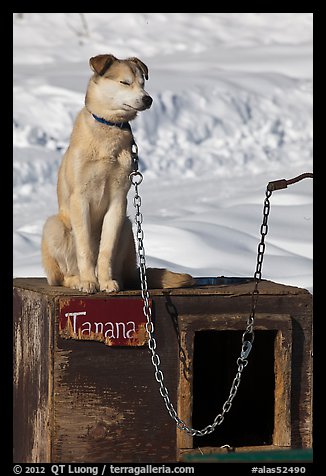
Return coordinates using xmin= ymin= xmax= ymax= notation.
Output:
xmin=89 ymin=54 xmax=117 ymax=76
xmin=128 ymin=57 xmax=149 ymax=80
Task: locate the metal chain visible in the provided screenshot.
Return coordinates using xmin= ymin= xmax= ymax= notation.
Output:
xmin=129 ymin=142 xmax=273 ymax=436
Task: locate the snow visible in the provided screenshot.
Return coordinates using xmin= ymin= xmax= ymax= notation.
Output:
xmin=13 ymin=13 xmax=313 ymax=292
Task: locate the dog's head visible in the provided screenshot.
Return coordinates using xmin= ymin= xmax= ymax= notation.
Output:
xmin=86 ymin=54 xmax=153 ymax=121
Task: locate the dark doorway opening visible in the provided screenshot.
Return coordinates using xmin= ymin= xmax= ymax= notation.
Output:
xmin=192 ymin=330 xmax=276 ymax=448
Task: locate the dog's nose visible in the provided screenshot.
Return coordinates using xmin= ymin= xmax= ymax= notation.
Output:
xmin=142 ymin=95 xmax=153 ymax=108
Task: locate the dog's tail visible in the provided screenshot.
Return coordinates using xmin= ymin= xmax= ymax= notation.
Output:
xmin=145 ymin=268 xmax=195 ymax=289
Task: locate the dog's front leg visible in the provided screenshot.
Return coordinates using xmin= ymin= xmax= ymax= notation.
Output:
xmin=97 ymin=198 xmax=126 ymax=293
xmin=70 ymin=194 xmax=99 ymax=293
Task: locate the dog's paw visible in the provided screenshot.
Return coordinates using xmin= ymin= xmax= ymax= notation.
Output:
xmin=79 ymin=279 xmax=99 ymax=294
xmin=63 ymin=275 xmax=80 ymax=289
xmin=99 ymin=279 xmax=120 ymax=293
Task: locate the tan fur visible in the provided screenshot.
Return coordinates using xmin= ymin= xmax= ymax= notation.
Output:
xmin=41 ymin=54 xmax=195 ymax=293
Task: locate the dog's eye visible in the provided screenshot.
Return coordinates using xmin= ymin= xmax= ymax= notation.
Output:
xmin=120 ymin=80 xmax=130 ymax=86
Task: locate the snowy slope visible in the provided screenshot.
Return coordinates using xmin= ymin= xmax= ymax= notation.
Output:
xmin=13 ymin=13 xmax=313 ymax=291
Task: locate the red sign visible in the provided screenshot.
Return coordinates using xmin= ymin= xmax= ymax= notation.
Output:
xmin=59 ymin=297 xmax=149 ymax=346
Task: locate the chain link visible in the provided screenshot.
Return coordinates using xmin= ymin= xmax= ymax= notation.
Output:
xmin=129 ymin=155 xmax=272 ymax=436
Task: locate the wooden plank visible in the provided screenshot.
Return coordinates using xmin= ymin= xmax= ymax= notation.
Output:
xmin=177 ymin=330 xmax=194 ymax=456
xmin=13 ymin=288 xmax=53 ymax=463
xmin=273 ymin=328 xmax=292 ymax=446
xmin=13 ymin=277 xmax=310 ymax=296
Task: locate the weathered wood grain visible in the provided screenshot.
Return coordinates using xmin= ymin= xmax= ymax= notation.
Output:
xmin=13 ymin=278 xmax=312 ymax=462
xmin=13 ymin=288 xmax=53 ymax=462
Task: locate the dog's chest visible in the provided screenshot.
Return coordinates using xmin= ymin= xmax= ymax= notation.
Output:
xmin=83 ymin=147 xmax=132 ymax=207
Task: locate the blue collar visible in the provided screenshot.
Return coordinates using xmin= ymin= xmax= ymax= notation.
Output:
xmin=92 ymin=113 xmax=131 ymax=131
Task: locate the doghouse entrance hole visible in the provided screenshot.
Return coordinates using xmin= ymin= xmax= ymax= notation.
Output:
xmin=192 ymin=330 xmax=276 ymax=448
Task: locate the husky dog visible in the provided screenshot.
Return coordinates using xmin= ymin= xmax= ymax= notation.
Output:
xmin=42 ymin=54 xmax=194 ymax=293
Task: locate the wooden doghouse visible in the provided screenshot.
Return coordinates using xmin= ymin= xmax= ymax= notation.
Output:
xmin=13 ymin=277 xmax=312 ymax=463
